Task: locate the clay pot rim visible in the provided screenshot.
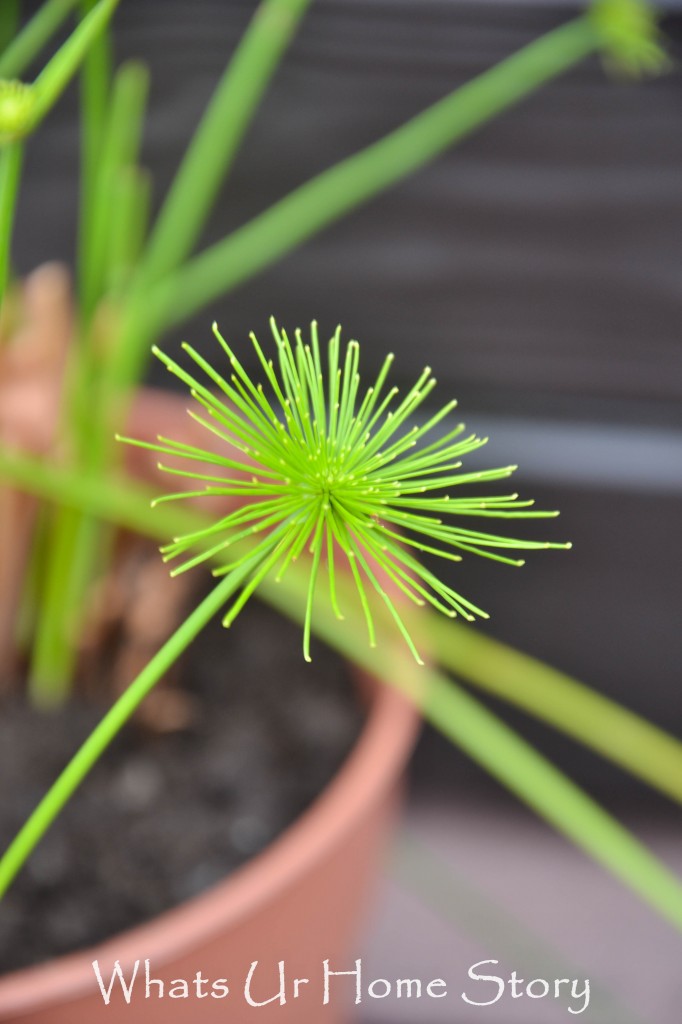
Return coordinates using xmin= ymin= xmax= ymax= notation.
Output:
xmin=0 ymin=665 xmax=419 ymax=1018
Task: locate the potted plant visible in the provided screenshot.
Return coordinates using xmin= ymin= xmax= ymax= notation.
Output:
xmin=2 ymin=1 xmax=682 ymax=1021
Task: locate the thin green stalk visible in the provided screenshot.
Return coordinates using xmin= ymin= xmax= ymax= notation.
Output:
xmin=144 ymin=16 xmax=599 ymax=337
xmin=79 ymin=59 xmax=148 ymax=322
xmin=106 ymin=165 xmax=150 ymax=295
xmin=430 ymin=617 xmax=682 ymax=807
xmin=0 ymin=551 xmax=265 ymax=899
xmin=0 ymin=0 xmax=77 ymax=80
xmin=139 ymin=0 xmax=313 ymax=289
xmin=28 ymin=13 xmax=129 ymax=704
xmin=0 ymin=140 xmax=23 ymax=310
xmin=0 ymin=448 xmax=202 ymax=541
xmin=76 ymin=0 xmax=113 ymax=316
xmin=266 ymin=576 xmax=682 ymax=934
xmin=0 ymin=2 xmax=21 ymax=61
xmin=30 ymin=0 xmax=118 ymax=128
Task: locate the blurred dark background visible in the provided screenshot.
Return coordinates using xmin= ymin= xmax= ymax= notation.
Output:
xmin=13 ymin=0 xmax=682 ymax=815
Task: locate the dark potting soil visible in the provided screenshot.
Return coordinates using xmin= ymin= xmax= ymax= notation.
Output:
xmin=0 ymin=599 xmax=364 ymax=973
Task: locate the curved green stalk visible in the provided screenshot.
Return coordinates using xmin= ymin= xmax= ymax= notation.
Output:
xmin=79 ymin=59 xmax=148 ymax=322
xmin=0 ymin=549 xmax=267 ymax=899
xmin=77 ymin=0 xmax=114 ymax=316
xmin=30 ymin=0 xmax=118 ymax=128
xmin=429 ymin=617 xmax=682 ymax=808
xmin=266 ymin=575 xmax=682 ymax=935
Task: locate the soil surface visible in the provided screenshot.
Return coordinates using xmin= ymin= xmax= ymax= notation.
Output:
xmin=0 ymin=598 xmax=363 ymax=973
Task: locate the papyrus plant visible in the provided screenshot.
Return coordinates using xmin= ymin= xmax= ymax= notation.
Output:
xmin=0 ymin=0 xmax=668 ymax=703
xmin=0 ymin=319 xmax=569 ymax=895
xmin=3 ymin=0 xmax=682 ymax=950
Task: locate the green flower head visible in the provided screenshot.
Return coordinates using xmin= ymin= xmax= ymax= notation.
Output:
xmin=121 ymin=320 xmax=569 ymax=663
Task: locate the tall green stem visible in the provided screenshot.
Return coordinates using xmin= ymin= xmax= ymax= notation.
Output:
xmin=0 ymin=0 xmax=77 ymax=80
xmin=0 ymin=140 xmax=23 ymax=311
xmin=265 ymin=576 xmax=682 ymax=935
xmin=28 ymin=4 xmax=121 ymax=703
xmin=30 ymin=0 xmax=118 ymax=128
xmin=139 ymin=0 xmax=314 ymax=289
xmin=0 ymin=551 xmax=265 ymax=899
xmin=430 ymin=617 xmax=682 ymax=806
xmin=77 ymin=0 xmax=113 ymax=317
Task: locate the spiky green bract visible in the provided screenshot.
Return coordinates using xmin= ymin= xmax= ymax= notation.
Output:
xmin=119 ymin=321 xmax=570 ymax=663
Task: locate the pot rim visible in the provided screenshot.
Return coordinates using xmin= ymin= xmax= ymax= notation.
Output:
xmin=0 ymin=665 xmax=419 ymax=1017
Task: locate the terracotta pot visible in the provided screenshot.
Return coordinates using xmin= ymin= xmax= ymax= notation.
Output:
xmin=0 ymin=669 xmax=418 ymax=1023
xmin=0 ymin=383 xmax=421 ymax=1022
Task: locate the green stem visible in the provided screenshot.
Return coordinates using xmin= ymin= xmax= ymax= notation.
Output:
xmin=0 ymin=0 xmax=77 ymax=80
xmin=146 ymin=16 xmax=599 ymax=336
xmin=0 ymin=552 xmax=264 ymax=899
xmin=0 ymin=140 xmax=23 ymax=310
xmin=76 ymin=0 xmax=114 ymax=318
xmin=265 ymin=577 xmax=682 ymax=935
xmin=27 ymin=507 xmax=98 ymax=706
xmin=79 ymin=59 xmax=147 ymax=322
xmin=30 ymin=0 xmax=118 ymax=128
xmin=139 ymin=0 xmax=313 ymax=290
xmin=430 ymin=617 xmax=682 ymax=807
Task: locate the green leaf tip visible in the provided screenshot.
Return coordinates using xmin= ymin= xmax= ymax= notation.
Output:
xmin=124 ymin=321 xmax=570 ymax=663
xmin=590 ymin=0 xmax=671 ymax=77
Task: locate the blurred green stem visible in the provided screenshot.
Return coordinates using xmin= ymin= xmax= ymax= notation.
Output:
xmin=0 ymin=0 xmax=78 ymax=80
xmin=430 ymin=618 xmax=682 ymax=806
xmin=0 ymin=549 xmax=268 ymax=899
xmin=3 ymin=452 xmax=682 ymax=933
xmin=77 ymin=0 xmax=114 ymax=317
xmin=138 ymin=0 xmax=314 ymax=289
xmin=0 ymin=140 xmax=23 ymax=311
